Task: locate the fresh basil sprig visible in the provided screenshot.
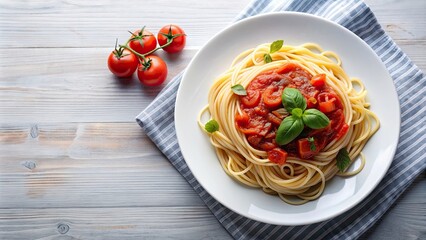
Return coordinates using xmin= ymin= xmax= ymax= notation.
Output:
xmin=275 ymin=116 xmax=304 ymax=145
xmin=336 ymin=148 xmax=351 ymax=171
xmin=264 ymin=40 xmax=284 ymax=63
xmin=275 ymin=88 xmax=330 ymax=145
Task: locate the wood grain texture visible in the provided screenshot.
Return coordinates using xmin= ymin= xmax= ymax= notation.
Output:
xmin=364 ymin=0 xmax=426 ymax=40
xmin=0 ymin=0 xmax=425 ymax=239
xmin=0 ymin=207 xmax=233 ymax=240
xmin=0 ymin=123 xmax=204 ymax=208
xmin=0 ymin=0 xmax=249 ymax=48
xmin=0 ymin=48 xmax=195 ymax=123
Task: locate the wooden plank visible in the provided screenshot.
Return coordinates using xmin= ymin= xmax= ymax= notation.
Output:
xmin=365 ymin=0 xmax=426 ymax=40
xmin=0 ymin=123 xmax=205 ymax=208
xmin=0 ymin=0 xmax=251 ymax=48
xmin=0 ymin=207 xmax=232 ymax=240
xmin=0 ymin=0 xmax=424 ymax=49
xmin=396 ymin=40 xmax=426 ymax=72
xmin=0 ymin=48 xmax=195 ymax=123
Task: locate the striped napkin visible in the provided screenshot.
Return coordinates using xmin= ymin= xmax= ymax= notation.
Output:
xmin=136 ymin=0 xmax=426 ymax=239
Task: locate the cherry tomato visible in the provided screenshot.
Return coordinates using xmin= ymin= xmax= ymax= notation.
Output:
xmin=128 ymin=27 xmax=157 ymax=55
xmin=240 ymin=90 xmax=261 ymax=107
xmin=137 ymin=55 xmax=168 ymax=86
xmin=262 ymin=86 xmax=283 ymax=108
xmin=107 ymin=48 xmax=138 ymax=78
xmin=157 ymin=24 xmax=186 ymax=53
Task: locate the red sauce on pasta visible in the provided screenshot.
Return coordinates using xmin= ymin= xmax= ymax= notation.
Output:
xmin=235 ymin=63 xmax=348 ymax=164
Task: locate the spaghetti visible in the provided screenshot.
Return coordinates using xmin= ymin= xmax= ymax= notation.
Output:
xmin=198 ymin=41 xmax=379 ymax=204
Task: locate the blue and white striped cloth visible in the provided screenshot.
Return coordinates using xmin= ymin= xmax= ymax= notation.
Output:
xmin=137 ymin=0 xmax=425 ymax=239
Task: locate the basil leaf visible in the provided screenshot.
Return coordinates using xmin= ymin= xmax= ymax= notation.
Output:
xmin=281 ymin=88 xmax=307 ymax=112
xmin=302 ymin=109 xmax=330 ymax=129
xmin=205 ymin=119 xmax=219 ymax=133
xmin=264 ymin=53 xmax=272 ymax=63
xmin=270 ymin=40 xmax=284 ymax=53
xmin=336 ymin=148 xmax=351 ymax=172
xmin=291 ymin=108 xmax=303 ymax=118
xmin=275 ymin=116 xmax=304 ymax=145
xmin=231 ymin=84 xmax=247 ymax=96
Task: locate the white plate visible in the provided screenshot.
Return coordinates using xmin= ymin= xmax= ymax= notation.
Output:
xmin=175 ymin=12 xmax=399 ymax=225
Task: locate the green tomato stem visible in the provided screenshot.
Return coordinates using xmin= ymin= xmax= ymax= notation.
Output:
xmin=120 ymin=40 xmax=147 ymax=61
xmin=120 ymin=36 xmax=176 ymax=61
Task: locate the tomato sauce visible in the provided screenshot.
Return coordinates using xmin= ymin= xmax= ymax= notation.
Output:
xmin=235 ymin=63 xmax=346 ymax=164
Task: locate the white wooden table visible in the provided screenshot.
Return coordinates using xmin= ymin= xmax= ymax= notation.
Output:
xmin=0 ymin=0 xmax=424 ymax=239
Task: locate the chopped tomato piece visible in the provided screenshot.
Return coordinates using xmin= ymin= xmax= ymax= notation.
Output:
xmin=264 ymin=131 xmax=276 ymax=139
xmin=247 ymin=135 xmax=262 ymax=146
xmin=254 ymin=105 xmax=268 ymax=116
xmin=238 ymin=115 xmax=270 ymax=136
xmin=276 ymin=62 xmax=299 ymax=74
xmin=272 ymin=109 xmax=287 ymax=119
xmin=319 ymin=100 xmax=336 ymax=113
xmin=267 ymin=113 xmax=282 ymax=126
xmin=267 ymin=148 xmax=288 ymax=165
xmin=260 ymin=141 xmax=277 ymax=151
xmin=310 ymin=74 xmax=326 ymax=88
xmin=297 ymin=138 xmax=319 ymax=159
xmin=318 ymin=92 xmax=337 ymax=113
xmin=235 ymin=111 xmax=249 ymax=127
xmin=262 ymin=86 xmax=283 ymax=108
xmin=258 ymin=122 xmax=271 ymax=136
xmin=335 ymin=123 xmax=349 ymax=141
xmin=240 ymin=90 xmax=261 ymax=107
xmin=237 ymin=127 xmax=260 ymax=135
